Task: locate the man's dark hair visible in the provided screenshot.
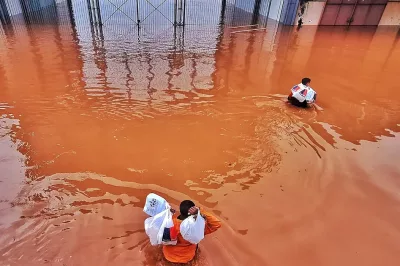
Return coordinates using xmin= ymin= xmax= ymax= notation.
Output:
xmin=302 ymin=77 xmax=311 ymax=85
xmin=179 ymin=200 xmax=195 ymax=219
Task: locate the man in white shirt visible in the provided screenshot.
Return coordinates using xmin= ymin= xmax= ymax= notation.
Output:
xmin=288 ymin=77 xmax=317 ymax=108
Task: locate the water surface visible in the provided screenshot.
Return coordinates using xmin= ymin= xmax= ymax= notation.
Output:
xmin=1 ymin=8 xmax=400 ymax=266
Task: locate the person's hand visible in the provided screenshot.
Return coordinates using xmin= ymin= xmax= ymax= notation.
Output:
xmin=188 ymin=206 xmax=199 ymax=216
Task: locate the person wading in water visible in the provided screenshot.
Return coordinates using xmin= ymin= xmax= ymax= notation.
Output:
xmin=288 ymin=77 xmax=317 ymax=108
xmin=162 ymin=200 xmax=221 ymax=264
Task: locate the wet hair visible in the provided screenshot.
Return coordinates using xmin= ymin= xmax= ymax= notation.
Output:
xmin=179 ymin=200 xmax=195 ymax=219
xmin=302 ymin=77 xmax=311 ymax=85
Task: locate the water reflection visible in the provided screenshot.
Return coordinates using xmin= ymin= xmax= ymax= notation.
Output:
xmin=1 ymin=1 xmax=400 ymax=266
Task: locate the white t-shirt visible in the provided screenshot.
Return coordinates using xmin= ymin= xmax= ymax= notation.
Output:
xmin=291 ymin=83 xmax=316 ymax=103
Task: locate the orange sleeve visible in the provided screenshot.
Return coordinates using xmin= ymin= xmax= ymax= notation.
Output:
xmin=201 ymin=210 xmax=222 ymax=235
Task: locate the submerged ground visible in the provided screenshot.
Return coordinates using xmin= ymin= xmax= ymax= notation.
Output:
xmin=1 ymin=6 xmax=400 ymax=265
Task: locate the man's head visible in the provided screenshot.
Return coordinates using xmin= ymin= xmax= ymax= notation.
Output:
xmin=180 ymin=200 xmax=195 ymax=219
xmin=302 ymin=77 xmax=311 ymax=86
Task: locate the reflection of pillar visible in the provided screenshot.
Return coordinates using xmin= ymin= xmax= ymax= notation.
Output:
xmin=211 ymin=26 xmax=235 ymax=95
xmin=357 ymin=27 xmax=398 ymax=93
xmin=0 ymin=60 xmax=7 ymax=93
xmin=19 ymin=1 xmax=60 ymax=89
xmin=243 ymin=33 xmax=257 ymax=90
xmin=210 ymin=7 xmax=229 ymax=93
xmin=190 ymin=56 xmax=198 ymax=90
xmin=87 ymin=0 xmax=108 ymax=89
xmin=67 ymin=2 xmax=87 ymax=96
xmin=166 ymin=26 xmax=185 ymax=94
xmin=145 ymin=53 xmax=156 ymax=99
xmin=123 ymin=52 xmax=134 ymax=101
xmin=173 ymin=25 xmax=185 ymax=51
xmin=53 ymin=17 xmax=76 ymax=91
xmin=25 ymin=22 xmax=46 ymax=91
xmin=7 ymin=4 xmax=87 ymax=180
xmin=268 ymin=27 xmax=295 ymax=89
xmin=93 ymin=28 xmax=107 ymax=89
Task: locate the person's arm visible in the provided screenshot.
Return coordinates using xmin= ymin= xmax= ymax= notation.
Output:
xmin=201 ymin=209 xmax=221 ymax=235
xmin=188 ymin=206 xmax=222 ymax=235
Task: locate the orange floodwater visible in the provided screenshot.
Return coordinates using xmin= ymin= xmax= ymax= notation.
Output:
xmin=1 ymin=19 xmax=400 ymax=266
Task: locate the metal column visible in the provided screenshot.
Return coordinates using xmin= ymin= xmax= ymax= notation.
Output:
xmin=174 ymin=0 xmax=186 ymax=26
xmin=94 ymin=0 xmax=102 ymax=25
xmin=252 ymin=0 xmax=262 ymax=25
xmin=136 ymin=0 xmax=140 ymax=24
xmin=87 ymin=0 xmax=102 ymax=26
xmin=182 ymin=0 xmax=186 ymax=26
xmin=66 ymin=0 xmax=76 ymax=27
xmin=219 ymin=0 xmax=227 ymax=25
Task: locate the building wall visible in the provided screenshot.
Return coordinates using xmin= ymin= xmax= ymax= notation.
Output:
xmin=294 ymin=1 xmax=326 ymax=25
xmin=379 ymin=2 xmax=400 ymax=25
xmin=251 ymin=0 xmax=400 ymax=26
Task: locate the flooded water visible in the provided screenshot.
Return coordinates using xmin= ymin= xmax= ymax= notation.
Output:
xmin=1 ymin=11 xmax=400 ymax=266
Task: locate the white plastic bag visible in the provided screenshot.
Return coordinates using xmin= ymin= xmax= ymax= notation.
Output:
xmin=180 ymin=209 xmax=206 ymax=244
xmin=291 ymin=84 xmax=317 ymax=104
xmin=305 ymin=87 xmax=316 ymax=103
xmin=144 ymin=206 xmax=175 ymax=246
xmin=143 ymin=193 xmax=168 ymax=217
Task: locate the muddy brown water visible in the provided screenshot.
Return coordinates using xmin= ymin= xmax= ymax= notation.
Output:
xmin=1 ymin=21 xmax=400 ymax=266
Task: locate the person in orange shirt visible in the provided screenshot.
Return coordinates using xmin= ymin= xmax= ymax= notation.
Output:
xmin=163 ymin=200 xmax=222 ymax=264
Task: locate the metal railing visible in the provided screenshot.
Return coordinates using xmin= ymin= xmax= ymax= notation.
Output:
xmin=0 ymin=0 xmax=274 ymax=29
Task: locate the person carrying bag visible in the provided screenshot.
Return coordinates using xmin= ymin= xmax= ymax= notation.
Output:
xmin=162 ymin=200 xmax=221 ymax=263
